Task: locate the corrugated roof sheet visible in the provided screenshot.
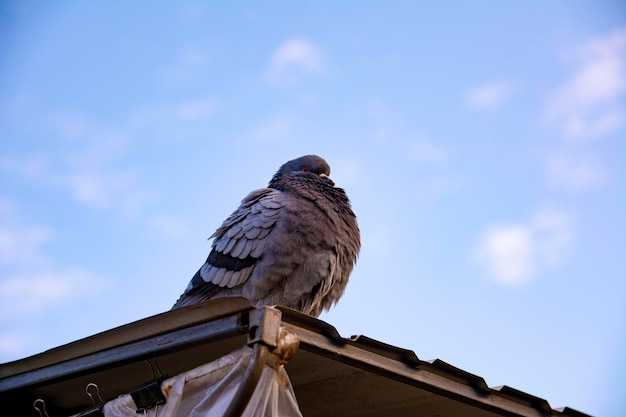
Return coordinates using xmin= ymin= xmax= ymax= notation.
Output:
xmin=277 ymin=306 xmax=590 ymax=417
xmin=0 ymin=298 xmax=591 ymax=417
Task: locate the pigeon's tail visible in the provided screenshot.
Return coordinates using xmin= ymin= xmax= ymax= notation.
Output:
xmin=172 ymin=268 xmax=217 ymax=309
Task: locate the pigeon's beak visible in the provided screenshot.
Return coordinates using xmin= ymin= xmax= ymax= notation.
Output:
xmin=319 ymin=173 xmax=335 ymax=186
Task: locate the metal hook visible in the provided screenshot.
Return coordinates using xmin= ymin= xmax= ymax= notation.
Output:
xmin=154 ymin=358 xmax=163 ymax=378
xmin=33 ymin=399 xmax=50 ymax=417
xmin=86 ymin=382 xmax=103 ymax=405
xmin=144 ymin=360 xmax=156 ymax=379
xmin=144 ymin=358 xmax=163 ymax=379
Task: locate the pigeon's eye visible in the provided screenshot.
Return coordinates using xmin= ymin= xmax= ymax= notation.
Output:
xmin=301 ymin=167 xmax=309 ymax=172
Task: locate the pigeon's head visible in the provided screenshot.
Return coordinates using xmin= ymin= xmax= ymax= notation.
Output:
xmin=271 ymin=155 xmax=334 ymax=186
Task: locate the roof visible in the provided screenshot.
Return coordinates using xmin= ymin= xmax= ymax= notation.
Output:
xmin=0 ymin=297 xmax=591 ymax=417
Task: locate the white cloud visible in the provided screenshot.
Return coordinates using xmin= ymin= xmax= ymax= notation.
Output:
xmin=466 ymin=81 xmax=516 ymax=111
xmin=267 ymin=38 xmax=326 ymax=84
xmin=0 ymin=207 xmax=53 ymax=270
xmin=544 ymin=153 xmax=606 ymax=192
xmin=2 ymin=118 xmax=156 ymax=216
xmin=475 ymin=208 xmax=574 ymax=285
xmin=62 ymin=169 xmax=140 ymax=208
xmin=0 ymin=225 xmax=53 ymax=267
xmin=56 ymin=164 xmax=154 ymax=216
xmin=477 ymin=224 xmax=534 ymax=284
xmin=0 ymin=215 xmax=110 ymax=318
xmin=544 ymin=28 xmax=626 ymax=139
xmin=0 ymin=268 xmax=109 ymax=316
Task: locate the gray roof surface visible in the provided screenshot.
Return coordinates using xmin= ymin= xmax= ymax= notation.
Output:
xmin=0 ymin=297 xmax=591 ymax=417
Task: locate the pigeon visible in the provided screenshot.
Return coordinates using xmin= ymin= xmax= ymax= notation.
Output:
xmin=172 ymin=155 xmax=360 ymax=317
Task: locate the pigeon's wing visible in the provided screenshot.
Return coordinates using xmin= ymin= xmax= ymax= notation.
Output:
xmin=172 ymin=188 xmax=283 ymax=308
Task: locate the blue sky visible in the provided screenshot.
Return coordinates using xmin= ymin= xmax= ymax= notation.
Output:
xmin=1 ymin=1 xmax=624 ymax=415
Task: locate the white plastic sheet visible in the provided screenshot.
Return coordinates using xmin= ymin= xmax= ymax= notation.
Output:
xmin=95 ymin=346 xmax=302 ymax=417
